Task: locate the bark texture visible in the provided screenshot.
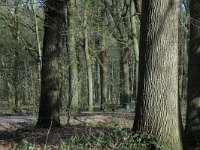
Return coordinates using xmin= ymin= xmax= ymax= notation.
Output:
xmin=36 ymin=0 xmax=64 ymax=128
xmin=185 ymin=0 xmax=200 ymax=144
xmin=84 ymin=0 xmax=93 ymax=111
xmin=66 ymin=0 xmax=79 ymax=110
xmin=133 ymin=0 xmax=183 ymax=149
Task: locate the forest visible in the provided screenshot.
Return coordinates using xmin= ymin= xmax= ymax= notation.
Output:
xmin=0 ymin=0 xmax=198 ymax=149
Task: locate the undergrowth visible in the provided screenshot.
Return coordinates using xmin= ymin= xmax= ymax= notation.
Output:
xmin=12 ymin=128 xmax=168 ymax=150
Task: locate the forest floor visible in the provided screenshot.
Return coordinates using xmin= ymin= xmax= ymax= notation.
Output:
xmin=0 ymin=109 xmax=134 ymax=150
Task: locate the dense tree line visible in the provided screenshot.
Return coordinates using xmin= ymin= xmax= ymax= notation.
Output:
xmin=0 ymin=0 xmax=199 ymax=149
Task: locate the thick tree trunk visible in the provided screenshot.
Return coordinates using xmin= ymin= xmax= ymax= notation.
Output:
xmin=36 ymin=0 xmax=64 ymax=128
xmin=133 ymin=0 xmax=183 ymax=149
xmin=185 ymin=0 xmax=200 ymax=144
xmin=66 ymin=0 xmax=79 ymax=110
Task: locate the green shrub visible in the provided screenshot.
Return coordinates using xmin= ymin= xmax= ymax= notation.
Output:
xmin=12 ymin=128 xmax=168 ymax=150
xmin=66 ymin=128 xmax=167 ymax=150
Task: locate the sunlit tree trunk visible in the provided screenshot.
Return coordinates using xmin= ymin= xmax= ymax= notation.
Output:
xmin=130 ymin=0 xmax=139 ymax=100
xmin=133 ymin=0 xmax=183 ymax=149
xmin=36 ymin=0 xmax=65 ymax=128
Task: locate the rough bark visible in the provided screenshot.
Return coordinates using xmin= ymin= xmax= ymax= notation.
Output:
xmin=36 ymin=0 xmax=65 ymax=128
xmin=133 ymin=0 xmax=183 ymax=149
xmin=185 ymin=0 xmax=200 ymax=144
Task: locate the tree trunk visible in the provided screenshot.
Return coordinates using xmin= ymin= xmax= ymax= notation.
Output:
xmin=84 ymin=0 xmax=93 ymax=111
xmin=36 ymin=0 xmax=64 ymax=128
xmin=178 ymin=0 xmax=189 ymax=132
xmin=13 ymin=0 xmax=21 ymax=113
xmin=120 ymin=45 xmax=130 ymax=108
xmin=31 ymin=0 xmax=42 ymax=98
xmin=133 ymin=0 xmax=183 ymax=149
xmin=13 ymin=50 xmax=20 ymax=113
xmin=100 ymin=34 xmax=107 ymax=109
xmin=97 ymin=63 xmax=101 ymax=103
xmin=130 ymin=0 xmax=139 ymax=101
xmin=66 ymin=0 xmax=79 ymax=110
xmin=185 ymin=0 xmax=200 ymax=144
